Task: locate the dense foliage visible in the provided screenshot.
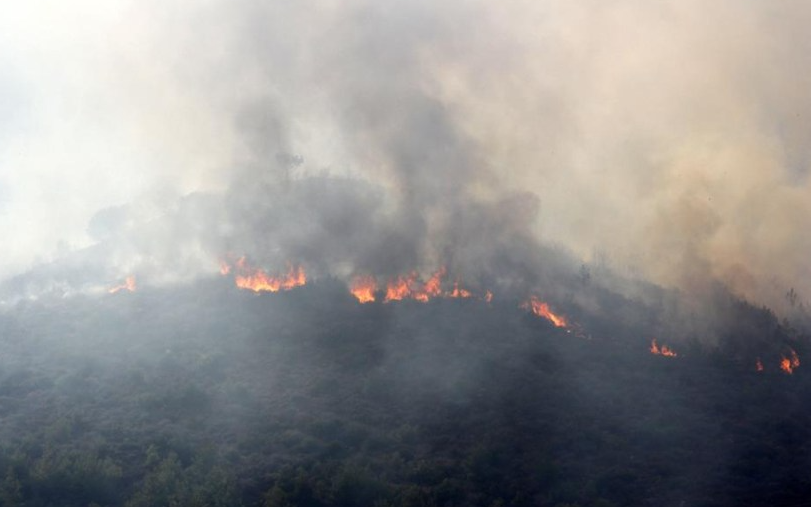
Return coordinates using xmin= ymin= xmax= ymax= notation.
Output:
xmin=0 ymin=279 xmax=808 ymax=506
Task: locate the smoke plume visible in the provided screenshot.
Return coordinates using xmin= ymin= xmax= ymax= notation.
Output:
xmin=2 ymin=0 xmax=811 ymax=313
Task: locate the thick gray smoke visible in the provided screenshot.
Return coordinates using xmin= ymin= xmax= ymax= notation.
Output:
xmin=2 ymin=0 xmax=811 ymax=313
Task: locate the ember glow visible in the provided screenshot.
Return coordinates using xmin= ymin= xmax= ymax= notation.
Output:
xmin=219 ymin=260 xmax=231 ymax=276
xmin=350 ymin=275 xmax=377 ymax=303
xmin=108 ymin=276 xmax=136 ymax=294
xmin=521 ymin=296 xmax=568 ymax=328
xmin=650 ymin=339 xmax=677 ymax=358
xmin=780 ymin=349 xmax=800 ymax=374
xmin=221 ymin=257 xmax=307 ymax=293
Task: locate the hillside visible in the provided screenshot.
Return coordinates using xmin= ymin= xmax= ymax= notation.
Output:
xmin=0 ymin=279 xmax=808 ymax=507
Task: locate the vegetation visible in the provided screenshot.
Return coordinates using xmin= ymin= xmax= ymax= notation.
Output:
xmin=0 ymin=279 xmax=808 ymax=506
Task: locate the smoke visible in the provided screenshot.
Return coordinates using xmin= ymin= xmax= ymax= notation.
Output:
xmin=2 ymin=0 xmax=811 ymax=311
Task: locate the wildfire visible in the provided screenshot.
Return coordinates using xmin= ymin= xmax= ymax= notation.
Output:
xmin=521 ymin=296 xmax=568 ymax=328
xmin=384 ymin=273 xmax=415 ymax=302
xmin=448 ymin=281 xmax=473 ymax=299
xmin=350 ymin=275 xmax=377 ymax=303
xmin=780 ymin=349 xmax=801 ymax=374
xmin=376 ymin=268 xmax=481 ymax=303
xmin=756 ymin=358 xmax=764 ymax=372
xmin=413 ymin=268 xmax=445 ymax=302
xmin=109 ymin=276 xmax=136 ymax=294
xmin=221 ymin=257 xmax=307 ymax=293
xmin=650 ymin=339 xmax=677 ymax=357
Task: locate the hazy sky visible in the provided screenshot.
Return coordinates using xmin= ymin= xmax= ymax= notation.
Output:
xmin=2 ymin=0 xmax=810 ymax=308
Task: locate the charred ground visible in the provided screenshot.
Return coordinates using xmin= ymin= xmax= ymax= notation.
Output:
xmin=0 ymin=279 xmax=808 ymax=507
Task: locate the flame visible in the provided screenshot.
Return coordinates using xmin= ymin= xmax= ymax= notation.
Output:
xmin=522 ymin=296 xmax=568 ymax=327
xmin=756 ymin=358 xmax=764 ymax=372
xmin=220 ymin=262 xmax=486 ymax=305
xmin=384 ymin=273 xmax=416 ymax=302
xmin=413 ymin=268 xmax=445 ymax=302
xmin=223 ymin=257 xmax=307 ymax=293
xmin=350 ymin=275 xmax=377 ymax=303
xmin=448 ymin=281 xmax=472 ymax=298
xmin=109 ymin=276 xmax=136 ymax=294
xmin=780 ymin=348 xmax=800 ymax=374
xmin=650 ymin=339 xmax=677 ymax=357
xmin=380 ymin=268 xmax=484 ymax=303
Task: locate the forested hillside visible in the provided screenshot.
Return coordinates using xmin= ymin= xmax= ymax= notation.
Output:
xmin=0 ymin=280 xmax=808 ymax=507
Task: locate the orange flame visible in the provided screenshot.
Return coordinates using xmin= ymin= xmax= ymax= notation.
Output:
xmin=522 ymin=296 xmax=568 ymax=328
xmin=225 ymin=258 xmax=307 ymax=293
xmin=380 ymin=268 xmax=484 ymax=303
xmin=109 ymin=275 xmax=136 ymax=294
xmin=756 ymin=358 xmax=764 ymax=372
xmin=780 ymin=349 xmax=800 ymax=374
xmin=448 ymin=281 xmax=472 ymax=299
xmin=650 ymin=339 xmax=677 ymax=357
xmin=413 ymin=268 xmax=445 ymax=302
xmin=350 ymin=275 xmax=377 ymax=303
xmin=384 ymin=273 xmax=416 ymax=302
xmin=484 ymin=290 xmax=493 ymax=303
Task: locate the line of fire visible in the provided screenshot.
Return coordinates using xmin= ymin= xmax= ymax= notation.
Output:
xmin=107 ymin=258 xmax=802 ymax=376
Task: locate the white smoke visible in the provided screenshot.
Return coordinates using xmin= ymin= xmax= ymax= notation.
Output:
xmin=2 ymin=0 xmax=811 ymax=311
